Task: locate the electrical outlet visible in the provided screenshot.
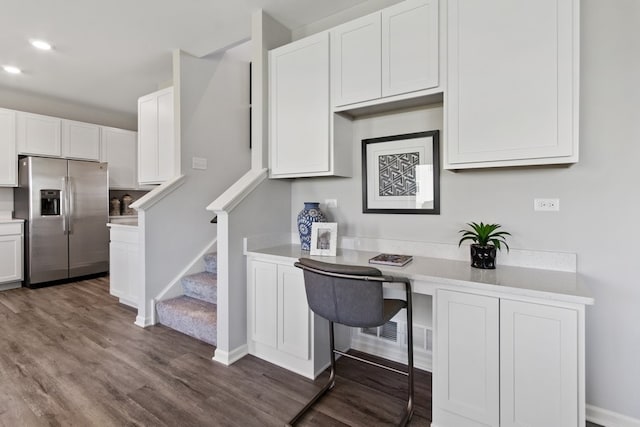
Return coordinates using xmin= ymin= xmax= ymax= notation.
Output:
xmin=534 ymin=198 xmax=560 ymax=211
xmin=324 ymin=199 xmax=338 ymax=208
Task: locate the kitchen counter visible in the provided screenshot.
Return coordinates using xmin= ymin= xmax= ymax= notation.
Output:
xmin=107 ymin=216 xmax=138 ymax=227
xmin=246 ymin=243 xmax=594 ymax=305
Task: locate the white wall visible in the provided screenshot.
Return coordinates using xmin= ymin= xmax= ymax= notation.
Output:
xmin=0 ymin=86 xmax=136 ymax=130
xmin=0 ymin=189 xmax=13 ymax=213
xmin=289 ymin=0 xmax=640 ymax=420
xmin=143 ymin=44 xmax=251 ymax=310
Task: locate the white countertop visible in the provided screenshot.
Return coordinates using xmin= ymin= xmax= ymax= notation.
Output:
xmin=0 ymin=219 xmax=25 ymax=223
xmin=246 ymin=244 xmax=594 ymax=306
xmin=107 ymin=221 xmax=138 ymax=229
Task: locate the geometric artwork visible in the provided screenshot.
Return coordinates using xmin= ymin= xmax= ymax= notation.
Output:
xmin=377 ymin=152 xmax=419 ymax=196
xmin=362 ymin=130 xmax=440 ymax=214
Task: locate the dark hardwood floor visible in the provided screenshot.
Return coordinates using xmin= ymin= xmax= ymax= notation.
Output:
xmin=0 ymin=277 xmax=431 ymax=426
xmin=0 ymin=277 xmax=603 ymax=427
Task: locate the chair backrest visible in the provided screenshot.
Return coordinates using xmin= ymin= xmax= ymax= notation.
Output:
xmin=296 ymin=258 xmax=389 ymax=328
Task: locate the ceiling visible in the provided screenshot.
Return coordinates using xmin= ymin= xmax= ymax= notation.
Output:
xmin=0 ymin=0 xmax=372 ymax=116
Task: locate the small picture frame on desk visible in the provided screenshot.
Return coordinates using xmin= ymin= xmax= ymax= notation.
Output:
xmin=310 ymin=222 xmax=338 ymax=256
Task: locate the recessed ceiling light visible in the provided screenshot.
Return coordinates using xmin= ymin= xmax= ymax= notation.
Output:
xmin=31 ymin=39 xmax=52 ymax=50
xmin=3 ymin=65 xmax=22 ymax=74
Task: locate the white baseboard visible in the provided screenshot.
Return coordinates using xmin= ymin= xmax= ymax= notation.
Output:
xmin=134 ymin=314 xmax=153 ymax=328
xmin=587 ymin=404 xmax=640 ymax=427
xmin=212 ymin=344 xmax=248 ymax=366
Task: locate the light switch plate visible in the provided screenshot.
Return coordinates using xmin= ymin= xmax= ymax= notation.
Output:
xmin=192 ymin=157 xmax=207 ymax=170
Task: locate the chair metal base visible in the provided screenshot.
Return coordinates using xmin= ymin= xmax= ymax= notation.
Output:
xmin=287 ymin=317 xmax=415 ymax=426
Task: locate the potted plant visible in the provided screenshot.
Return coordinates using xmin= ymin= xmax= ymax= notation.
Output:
xmin=458 ymin=222 xmax=511 ymax=269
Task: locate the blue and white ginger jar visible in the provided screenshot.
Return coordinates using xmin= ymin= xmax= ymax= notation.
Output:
xmin=297 ymin=202 xmax=327 ymax=251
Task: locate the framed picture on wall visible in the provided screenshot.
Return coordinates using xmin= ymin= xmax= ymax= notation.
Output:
xmin=310 ymin=222 xmax=338 ymax=256
xmin=362 ymin=130 xmax=440 ymax=214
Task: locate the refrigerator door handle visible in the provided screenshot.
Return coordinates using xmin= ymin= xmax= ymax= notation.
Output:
xmin=68 ymin=176 xmax=74 ymax=235
xmin=61 ymin=176 xmax=68 ymax=235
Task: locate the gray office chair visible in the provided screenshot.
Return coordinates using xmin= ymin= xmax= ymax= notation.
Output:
xmin=288 ymin=257 xmax=414 ymax=426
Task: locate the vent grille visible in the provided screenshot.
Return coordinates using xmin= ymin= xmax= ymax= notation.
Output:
xmin=380 ymin=321 xmax=398 ymax=341
xmin=360 ymin=320 xmax=399 ymax=342
xmin=359 ymin=321 xmax=432 ymax=353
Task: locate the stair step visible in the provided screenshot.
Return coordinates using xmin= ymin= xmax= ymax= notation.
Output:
xmin=204 ymin=252 xmax=217 ymax=274
xmin=156 ymin=296 xmax=217 ymax=345
xmin=182 ymin=272 xmax=217 ymax=304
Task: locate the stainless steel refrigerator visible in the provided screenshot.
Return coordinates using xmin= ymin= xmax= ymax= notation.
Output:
xmin=14 ymin=156 xmax=109 ymax=287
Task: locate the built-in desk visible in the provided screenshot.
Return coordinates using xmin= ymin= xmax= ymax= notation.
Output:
xmin=245 ymin=240 xmax=593 ymax=427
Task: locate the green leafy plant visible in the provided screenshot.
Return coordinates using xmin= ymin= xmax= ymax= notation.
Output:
xmin=458 ymin=222 xmax=511 ymax=252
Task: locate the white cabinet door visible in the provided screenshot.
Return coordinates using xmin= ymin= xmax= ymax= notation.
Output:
xmin=0 ymin=235 xmax=22 ymax=283
xmin=61 ymin=120 xmax=101 ymax=161
xmin=269 ymin=32 xmax=330 ymax=177
xmin=500 ymin=300 xmax=579 ymax=427
xmin=277 ymin=264 xmax=310 ymax=360
xmin=101 ymin=127 xmax=137 ymax=189
xmin=109 ymin=227 xmax=139 ymax=307
xmin=0 ymin=223 xmax=23 ymax=284
xmin=109 ymin=240 xmax=129 ymax=300
xmin=382 ymin=0 xmax=439 ymax=97
xmin=435 ymin=289 xmax=499 ymax=427
xmin=445 ymin=0 xmax=578 ymax=168
xmin=249 ymin=260 xmax=278 ymax=348
xmin=331 ymin=12 xmax=381 ymax=107
xmin=16 ymin=112 xmax=61 ymax=157
xmin=138 ymin=87 xmax=175 ymax=185
xmin=0 ymin=109 xmax=17 ymax=187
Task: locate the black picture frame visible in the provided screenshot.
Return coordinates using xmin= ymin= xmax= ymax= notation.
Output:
xmin=362 ymin=130 xmax=440 ymax=215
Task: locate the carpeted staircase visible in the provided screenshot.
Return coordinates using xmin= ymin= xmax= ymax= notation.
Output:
xmin=156 ymin=253 xmax=218 ymax=345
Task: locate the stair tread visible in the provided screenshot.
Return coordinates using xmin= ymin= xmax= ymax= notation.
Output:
xmin=156 ymin=296 xmax=217 ymax=345
xmin=182 ymin=271 xmax=217 ymax=286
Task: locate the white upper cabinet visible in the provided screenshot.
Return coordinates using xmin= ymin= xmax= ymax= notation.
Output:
xmin=445 ymin=0 xmax=579 ymax=169
xmin=382 ymin=0 xmax=439 ymax=97
xmin=138 ymin=87 xmax=176 ymax=185
xmin=331 ymin=0 xmax=439 ymax=108
xmin=0 ymin=109 xmax=17 ymax=187
xmin=269 ymin=32 xmax=333 ymax=177
xmin=331 ymin=13 xmax=382 ymax=106
xmin=16 ymin=111 xmax=61 ymax=157
xmin=101 ymin=126 xmax=138 ymax=189
xmin=61 ymin=119 xmax=101 ymax=161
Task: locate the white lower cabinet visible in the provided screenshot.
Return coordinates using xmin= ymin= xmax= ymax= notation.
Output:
xmin=247 ymin=257 xmax=349 ymax=379
xmin=435 ymin=290 xmax=500 ymax=427
xmin=108 ymin=225 xmax=139 ymax=308
xmin=500 ymin=299 xmax=578 ymax=427
xmin=435 ymin=289 xmax=583 ymax=427
xmin=0 ymin=222 xmax=23 ymax=289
